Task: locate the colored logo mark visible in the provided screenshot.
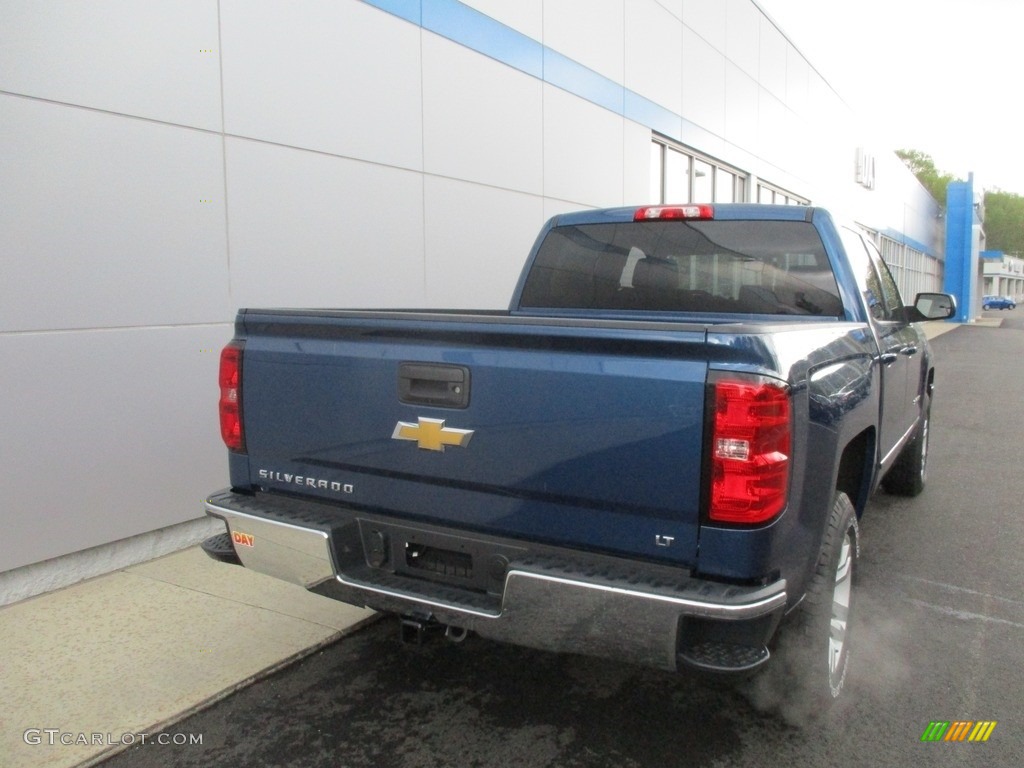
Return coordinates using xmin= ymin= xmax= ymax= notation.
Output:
xmin=391 ymin=417 xmax=474 ymax=452
xmin=920 ymin=721 xmax=997 ymax=743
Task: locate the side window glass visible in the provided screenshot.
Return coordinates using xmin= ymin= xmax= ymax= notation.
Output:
xmin=840 ymin=228 xmax=888 ymax=321
xmin=864 ymin=266 xmax=888 ymax=321
xmin=868 ymin=241 xmax=905 ymax=318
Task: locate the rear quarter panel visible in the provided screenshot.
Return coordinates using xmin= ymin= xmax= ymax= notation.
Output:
xmin=699 ymin=322 xmax=879 ymax=602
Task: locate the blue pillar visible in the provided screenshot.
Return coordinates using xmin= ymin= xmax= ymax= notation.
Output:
xmin=943 ymin=176 xmax=976 ymax=322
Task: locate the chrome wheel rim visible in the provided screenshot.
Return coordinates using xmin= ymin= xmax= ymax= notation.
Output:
xmin=829 ymin=531 xmax=853 ymax=681
xmin=919 ymin=416 xmax=929 ymax=482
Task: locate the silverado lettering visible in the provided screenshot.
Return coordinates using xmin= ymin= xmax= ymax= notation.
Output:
xmin=257 ymin=469 xmax=353 ymax=493
xmin=203 ymin=204 xmax=955 ymax=707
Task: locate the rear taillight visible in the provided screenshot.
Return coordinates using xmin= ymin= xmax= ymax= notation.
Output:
xmin=219 ymin=341 xmax=245 ymax=452
xmin=634 ymin=204 xmax=714 ymax=221
xmin=708 ymin=375 xmax=790 ymax=524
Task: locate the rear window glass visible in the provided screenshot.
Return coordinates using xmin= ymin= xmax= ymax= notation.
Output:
xmin=519 ymin=220 xmax=843 ymax=316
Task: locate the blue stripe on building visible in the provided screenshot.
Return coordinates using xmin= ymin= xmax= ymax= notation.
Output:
xmin=361 ymin=0 xmax=686 ymax=140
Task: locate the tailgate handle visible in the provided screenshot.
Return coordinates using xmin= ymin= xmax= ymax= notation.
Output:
xmin=398 ymin=363 xmax=471 ymax=409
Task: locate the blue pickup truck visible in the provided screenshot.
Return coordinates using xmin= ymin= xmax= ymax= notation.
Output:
xmin=203 ymin=204 xmax=954 ymax=706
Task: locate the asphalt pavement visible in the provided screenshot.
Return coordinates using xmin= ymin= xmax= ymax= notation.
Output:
xmin=93 ymin=316 xmax=1024 ymax=768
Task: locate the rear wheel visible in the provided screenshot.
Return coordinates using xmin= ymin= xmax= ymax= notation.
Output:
xmin=799 ymin=491 xmax=858 ymax=702
xmin=751 ymin=492 xmax=858 ymax=715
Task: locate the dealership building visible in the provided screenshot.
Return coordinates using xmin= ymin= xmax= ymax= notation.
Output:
xmin=0 ymin=0 xmax=978 ymax=600
xmin=983 ymin=254 xmax=1024 ymax=303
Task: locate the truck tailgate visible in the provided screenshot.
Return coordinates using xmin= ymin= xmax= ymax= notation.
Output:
xmin=237 ymin=312 xmax=709 ymax=566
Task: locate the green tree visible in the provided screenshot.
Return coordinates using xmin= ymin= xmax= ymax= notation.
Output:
xmin=896 ymin=149 xmax=961 ymax=205
xmin=982 ymin=190 xmax=1024 ymax=256
xmin=897 ymin=149 xmax=1024 ymax=255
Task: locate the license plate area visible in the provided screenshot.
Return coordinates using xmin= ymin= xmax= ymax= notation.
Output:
xmin=405 ymin=543 xmax=473 ymax=578
xmin=357 ymin=519 xmax=526 ymax=595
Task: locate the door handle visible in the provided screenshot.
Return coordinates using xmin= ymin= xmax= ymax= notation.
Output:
xmin=880 ymin=352 xmax=898 ymax=365
xmin=398 ymin=363 xmax=471 ymax=408
xmin=900 ymin=346 xmax=919 ymax=356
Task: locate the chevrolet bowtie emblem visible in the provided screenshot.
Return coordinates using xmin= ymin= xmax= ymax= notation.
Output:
xmin=392 ymin=417 xmax=474 ymax=452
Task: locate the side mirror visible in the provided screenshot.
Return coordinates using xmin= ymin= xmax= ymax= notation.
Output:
xmin=910 ymin=292 xmax=957 ymax=321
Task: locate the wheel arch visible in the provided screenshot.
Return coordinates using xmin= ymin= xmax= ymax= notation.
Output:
xmin=835 ymin=428 xmax=875 ymax=518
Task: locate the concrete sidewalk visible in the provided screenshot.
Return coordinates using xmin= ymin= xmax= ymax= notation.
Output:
xmin=921 ymin=317 xmax=1002 ymax=339
xmin=0 ymin=547 xmax=374 ymax=768
xmin=921 ymin=318 xmax=978 ymax=339
xmin=0 ymin=318 xmax=990 ymax=768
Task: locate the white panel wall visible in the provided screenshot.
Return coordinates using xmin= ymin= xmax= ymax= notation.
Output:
xmin=423 ymin=178 xmax=546 ymax=309
xmin=225 ymin=138 xmax=427 ymax=310
xmin=625 ymin=1 xmax=683 ymax=115
xmin=422 ymin=32 xmax=544 ymax=195
xmin=725 ymin=0 xmax=761 ymax=80
xmin=1 ymin=0 xmax=231 ymax=573
xmin=0 ymin=97 xmax=230 ymax=332
xmin=654 ymin=0 xmax=683 ymax=20
xmin=0 ymin=0 xmax=943 ymax=578
xmin=624 ymin=119 xmax=656 ymax=203
xmin=543 ymin=85 xmax=625 ymax=208
xmin=220 ymin=0 xmax=423 ymax=169
xmin=681 ymin=27 xmax=727 ymax=138
xmin=683 ymin=0 xmax=727 ymax=52
xmin=758 ymin=16 xmax=788 ymax=102
xmin=0 ymin=326 xmax=229 ymax=570
xmin=757 ymin=89 xmax=789 ymax=169
xmin=0 ymin=0 xmax=222 ymax=131
xmin=724 ymin=63 xmax=759 ymax=152
xmin=785 ymin=46 xmax=811 ymax=117
xmin=543 ymin=0 xmax=625 ymax=84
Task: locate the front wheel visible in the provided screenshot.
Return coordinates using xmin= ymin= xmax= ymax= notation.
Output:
xmin=882 ymin=400 xmax=930 ymax=496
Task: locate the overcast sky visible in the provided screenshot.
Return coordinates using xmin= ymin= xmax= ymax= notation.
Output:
xmin=755 ymin=0 xmax=1024 ymax=195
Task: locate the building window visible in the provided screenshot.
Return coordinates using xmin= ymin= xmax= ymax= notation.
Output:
xmin=650 ymin=137 xmax=805 ymax=207
xmin=650 ymin=137 xmax=748 ymax=204
xmin=715 ymin=168 xmax=735 ymax=203
xmin=650 ymin=142 xmax=663 ymax=204
xmin=666 ymin=147 xmax=691 ymax=203
xmin=692 ymin=158 xmax=713 ymax=201
xmin=878 ymin=234 xmax=942 ymax=300
xmin=756 ymin=181 xmax=809 ymax=206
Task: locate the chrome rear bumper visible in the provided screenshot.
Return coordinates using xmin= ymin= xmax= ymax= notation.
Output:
xmin=205 ymin=490 xmax=787 ymax=672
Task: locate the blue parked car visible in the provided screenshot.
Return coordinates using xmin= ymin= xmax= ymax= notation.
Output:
xmin=983 ymin=295 xmax=1016 ymax=310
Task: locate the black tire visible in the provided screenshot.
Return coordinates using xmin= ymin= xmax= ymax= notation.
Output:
xmin=882 ymin=400 xmax=930 ymax=496
xmin=749 ymin=492 xmax=858 ymax=717
xmin=799 ymin=492 xmax=858 ymax=702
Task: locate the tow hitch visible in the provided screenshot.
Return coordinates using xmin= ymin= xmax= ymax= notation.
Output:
xmin=399 ymin=615 xmax=443 ymax=645
xmin=399 ymin=615 xmax=470 ymax=645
